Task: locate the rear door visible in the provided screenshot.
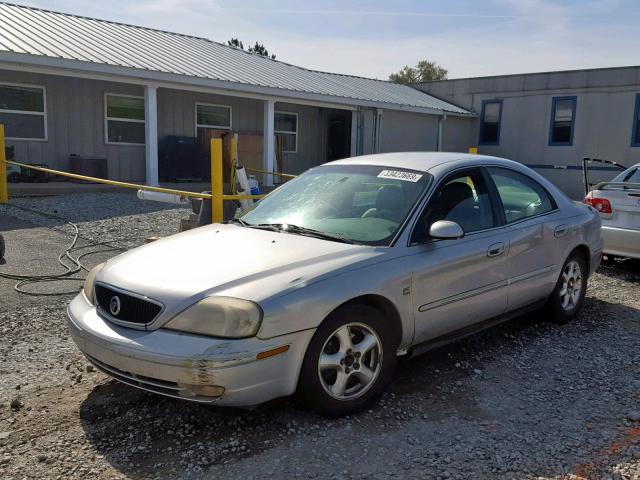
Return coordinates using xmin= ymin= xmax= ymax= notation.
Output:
xmin=486 ymin=167 xmax=566 ymax=310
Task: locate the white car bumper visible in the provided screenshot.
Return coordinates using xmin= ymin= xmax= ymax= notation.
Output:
xmin=66 ymin=292 xmax=314 ymax=406
xmin=602 ymin=225 xmax=640 ymax=259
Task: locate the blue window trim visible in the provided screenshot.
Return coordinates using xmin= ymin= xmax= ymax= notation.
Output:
xmin=631 ymin=93 xmax=640 ymax=147
xmin=478 ymin=99 xmax=502 ymax=146
xmin=548 ymin=95 xmax=577 ymax=146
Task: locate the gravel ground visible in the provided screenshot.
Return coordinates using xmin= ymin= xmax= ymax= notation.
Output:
xmin=1 ymin=192 xmax=639 ymax=480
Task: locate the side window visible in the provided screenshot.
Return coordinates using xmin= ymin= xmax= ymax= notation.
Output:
xmin=488 ymin=168 xmax=555 ymax=223
xmin=412 ymin=169 xmax=495 ymax=243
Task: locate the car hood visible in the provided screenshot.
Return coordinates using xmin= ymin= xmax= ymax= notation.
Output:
xmin=97 ymin=223 xmax=385 ymax=311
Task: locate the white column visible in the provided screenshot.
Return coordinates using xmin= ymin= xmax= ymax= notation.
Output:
xmin=373 ymin=108 xmax=383 ymax=153
xmin=144 ymin=85 xmax=159 ymax=186
xmin=263 ymin=99 xmax=275 ymax=187
xmin=437 ymin=113 xmax=447 ymax=151
xmin=350 ymin=110 xmax=359 ymax=157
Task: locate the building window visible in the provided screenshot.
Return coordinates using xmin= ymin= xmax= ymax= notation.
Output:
xmin=631 ymin=94 xmax=640 ymax=147
xmin=479 ymin=99 xmax=502 ymax=145
xmin=0 ymin=83 xmax=47 ymax=140
xmin=549 ymin=96 xmax=576 ymax=146
xmin=105 ymin=93 xmax=145 ymax=145
xmin=275 ymin=111 xmax=298 ymax=153
xmin=195 ymin=103 xmax=232 ymax=134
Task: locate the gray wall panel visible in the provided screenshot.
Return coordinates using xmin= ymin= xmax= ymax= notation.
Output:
xmin=378 ymin=110 xmax=439 ymax=153
xmin=0 ymin=69 xmax=145 ymax=180
xmin=441 ymin=116 xmax=476 ymax=153
xmin=273 ymin=102 xmax=326 ymax=175
xmin=416 ymin=67 xmax=640 ymax=198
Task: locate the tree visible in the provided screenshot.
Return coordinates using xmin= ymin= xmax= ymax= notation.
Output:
xmin=227 ymin=38 xmax=276 ymax=59
xmin=227 ymin=38 xmax=244 ymax=50
xmin=389 ymin=59 xmax=448 ymax=84
xmin=248 ymin=42 xmax=276 ymax=59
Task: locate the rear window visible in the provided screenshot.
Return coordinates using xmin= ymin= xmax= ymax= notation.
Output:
xmin=613 ymin=167 xmax=640 ymax=183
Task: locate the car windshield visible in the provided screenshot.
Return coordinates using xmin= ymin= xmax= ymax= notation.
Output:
xmin=239 ymin=164 xmax=431 ymax=245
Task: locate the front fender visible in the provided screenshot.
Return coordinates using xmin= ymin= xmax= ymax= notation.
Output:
xmin=257 ymin=255 xmax=414 ymax=348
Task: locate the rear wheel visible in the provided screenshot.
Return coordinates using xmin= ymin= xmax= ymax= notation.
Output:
xmin=298 ymin=304 xmax=397 ymax=417
xmin=547 ymin=252 xmax=588 ymax=324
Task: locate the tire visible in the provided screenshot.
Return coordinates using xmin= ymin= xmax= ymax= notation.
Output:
xmin=297 ymin=304 xmax=398 ymax=417
xmin=547 ymin=251 xmax=588 ymax=324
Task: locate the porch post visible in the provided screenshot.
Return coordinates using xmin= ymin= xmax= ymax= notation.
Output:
xmin=350 ymin=110 xmax=359 ymax=157
xmin=263 ymin=99 xmax=275 ymax=187
xmin=373 ymin=108 xmax=383 ymax=153
xmin=144 ymin=85 xmax=159 ymax=186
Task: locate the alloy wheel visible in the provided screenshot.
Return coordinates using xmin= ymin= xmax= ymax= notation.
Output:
xmin=318 ymin=322 xmax=383 ymax=400
xmin=559 ymin=259 xmax=583 ymax=311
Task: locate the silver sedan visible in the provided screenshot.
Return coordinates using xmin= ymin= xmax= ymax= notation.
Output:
xmin=584 ymin=163 xmax=640 ymax=259
xmin=68 ymin=153 xmax=603 ymax=417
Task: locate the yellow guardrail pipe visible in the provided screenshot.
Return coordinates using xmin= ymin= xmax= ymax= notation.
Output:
xmin=0 ymin=124 xmax=275 ymax=216
xmin=2 ymin=159 xmax=214 ymax=199
xmin=244 ymin=167 xmax=296 ymax=179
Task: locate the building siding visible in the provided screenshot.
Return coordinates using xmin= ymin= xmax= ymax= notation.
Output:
xmin=416 ymin=66 xmax=640 ymax=198
xmin=273 ymin=102 xmax=328 ymax=175
xmin=0 ymin=68 xmax=458 ymax=184
xmin=0 ymin=69 xmax=145 ymax=181
xmin=378 ymin=110 xmax=439 ymax=153
xmin=0 ymin=71 xmax=338 ymax=181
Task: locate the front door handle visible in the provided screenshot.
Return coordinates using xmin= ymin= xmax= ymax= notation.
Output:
xmin=487 ymin=242 xmax=506 ymax=258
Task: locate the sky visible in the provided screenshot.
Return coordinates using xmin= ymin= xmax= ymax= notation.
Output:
xmin=9 ymin=0 xmax=640 ymax=80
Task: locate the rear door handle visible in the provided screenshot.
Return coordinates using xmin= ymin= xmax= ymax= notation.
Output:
xmin=554 ymin=225 xmax=568 ymax=237
xmin=487 ymin=242 xmax=506 ymax=258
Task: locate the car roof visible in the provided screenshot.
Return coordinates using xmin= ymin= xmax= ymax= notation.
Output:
xmin=325 ymin=152 xmax=518 ymax=173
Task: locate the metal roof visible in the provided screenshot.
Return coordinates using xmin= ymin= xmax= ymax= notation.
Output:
xmin=0 ymin=2 xmax=469 ymax=115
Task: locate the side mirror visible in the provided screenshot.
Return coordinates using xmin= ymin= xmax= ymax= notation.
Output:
xmin=429 ymin=220 xmax=464 ymax=240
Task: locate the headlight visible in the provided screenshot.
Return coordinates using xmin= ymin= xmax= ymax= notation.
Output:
xmin=163 ymin=297 xmax=262 ymax=338
xmin=83 ymin=263 xmax=105 ymax=304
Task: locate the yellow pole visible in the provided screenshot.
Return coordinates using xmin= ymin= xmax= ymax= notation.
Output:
xmin=230 ymin=134 xmax=238 ymax=195
xmin=0 ymin=124 xmax=7 ymax=204
xmin=468 ymin=147 xmax=478 ymax=154
xmin=211 ymin=138 xmax=224 ymax=223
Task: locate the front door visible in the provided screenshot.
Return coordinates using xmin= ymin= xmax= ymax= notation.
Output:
xmin=410 ymin=168 xmax=509 ymax=344
xmin=327 ymin=111 xmax=351 ymax=161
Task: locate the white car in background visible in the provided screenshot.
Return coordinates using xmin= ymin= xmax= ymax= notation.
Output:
xmin=584 ymin=163 xmax=640 ymax=259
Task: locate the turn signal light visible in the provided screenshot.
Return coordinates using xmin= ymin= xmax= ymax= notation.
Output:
xmin=188 ymin=385 xmax=225 ymax=398
xmin=583 ymin=196 xmax=612 ymax=214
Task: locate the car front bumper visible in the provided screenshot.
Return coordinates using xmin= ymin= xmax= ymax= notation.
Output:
xmin=602 ymin=225 xmax=640 ymax=259
xmin=66 ymin=292 xmax=315 ymax=406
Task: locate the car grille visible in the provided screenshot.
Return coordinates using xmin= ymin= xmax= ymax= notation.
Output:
xmin=95 ymin=284 xmax=162 ymax=325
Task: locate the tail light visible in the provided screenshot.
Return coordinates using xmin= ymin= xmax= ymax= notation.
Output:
xmin=583 ymin=196 xmax=612 ymax=214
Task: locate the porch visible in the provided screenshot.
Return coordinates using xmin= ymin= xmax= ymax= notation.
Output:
xmin=1 ymin=68 xmax=367 ymax=187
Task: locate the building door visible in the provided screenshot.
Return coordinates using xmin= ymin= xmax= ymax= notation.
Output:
xmin=327 ymin=111 xmax=351 ymax=161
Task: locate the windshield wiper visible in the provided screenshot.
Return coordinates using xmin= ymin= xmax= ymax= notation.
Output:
xmin=226 ymin=218 xmax=251 ymax=227
xmin=250 ymin=223 xmax=355 ymax=244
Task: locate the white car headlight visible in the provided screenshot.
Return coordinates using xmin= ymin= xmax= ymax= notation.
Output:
xmin=83 ymin=263 xmax=105 ymax=304
xmin=164 ymin=297 xmax=263 ymax=338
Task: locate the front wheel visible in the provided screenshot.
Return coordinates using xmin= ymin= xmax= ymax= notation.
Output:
xmin=297 ymin=304 xmax=397 ymax=417
xmin=547 ymin=252 xmax=588 ymax=324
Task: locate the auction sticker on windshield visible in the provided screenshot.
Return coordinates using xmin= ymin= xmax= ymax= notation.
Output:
xmin=377 ymin=170 xmax=423 ymax=182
